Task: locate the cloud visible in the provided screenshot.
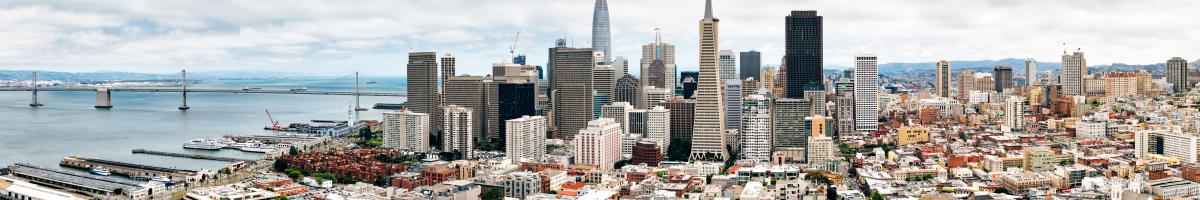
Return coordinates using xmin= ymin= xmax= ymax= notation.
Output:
xmin=0 ymin=0 xmax=1196 ymax=76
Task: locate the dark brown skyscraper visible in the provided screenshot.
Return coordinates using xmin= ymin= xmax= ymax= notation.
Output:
xmin=785 ymin=10 xmax=823 ymax=98
xmin=408 ymin=52 xmax=440 ymax=140
xmin=549 ymin=47 xmax=595 ymax=139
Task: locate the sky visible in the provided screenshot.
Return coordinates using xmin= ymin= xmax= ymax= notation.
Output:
xmin=0 ymin=0 xmax=1197 ymax=76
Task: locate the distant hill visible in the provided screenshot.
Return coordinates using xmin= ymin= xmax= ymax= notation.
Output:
xmin=0 ymin=70 xmax=317 ymax=82
xmin=876 ymin=58 xmax=1168 ymax=76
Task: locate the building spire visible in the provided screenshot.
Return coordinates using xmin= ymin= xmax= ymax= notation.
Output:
xmin=704 ymin=0 xmax=714 ymax=20
xmin=654 ymin=26 xmax=661 ymax=44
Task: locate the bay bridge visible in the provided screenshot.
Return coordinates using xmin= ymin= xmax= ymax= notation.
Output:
xmin=1 ymin=70 xmax=405 ymax=109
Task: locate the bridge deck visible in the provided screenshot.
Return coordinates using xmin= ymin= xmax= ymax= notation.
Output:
xmin=0 ymin=87 xmax=405 ymax=97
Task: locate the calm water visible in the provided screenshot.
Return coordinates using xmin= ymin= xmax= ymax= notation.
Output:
xmin=0 ymin=77 xmax=406 ymax=171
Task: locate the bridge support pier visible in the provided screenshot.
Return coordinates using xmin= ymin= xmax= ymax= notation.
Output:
xmin=29 ymin=71 xmax=43 ymax=107
xmin=95 ymin=88 xmax=112 ymax=109
xmin=178 ymin=69 xmax=189 ymax=110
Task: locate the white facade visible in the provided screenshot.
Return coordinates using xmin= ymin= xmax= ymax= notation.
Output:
xmin=444 ymin=105 xmax=475 ymax=159
xmin=719 ymin=50 xmax=737 ymax=81
xmin=1061 ymin=51 xmax=1087 ymax=96
xmin=506 ymin=116 xmax=546 ymax=163
xmin=382 ymin=110 xmax=430 ymax=152
xmin=1159 ymin=132 xmax=1200 ymax=163
xmin=740 ymin=94 xmax=772 ymax=162
xmin=854 ymin=54 xmax=879 ymax=131
xmin=600 ymin=102 xmax=634 ymax=134
xmin=646 ymin=106 xmax=671 ymax=154
xmin=691 ymin=3 xmax=728 ymax=160
xmin=644 ymin=86 xmax=672 ymax=107
xmin=725 ymin=79 xmax=743 ymax=132
xmin=574 ymin=118 xmax=623 ymax=170
xmin=1004 ymin=96 xmax=1025 ymax=132
xmin=969 ymin=90 xmax=991 ymax=104
xmin=1025 ymin=58 xmax=1037 ymax=85
xmin=1076 ymin=120 xmax=1106 ymax=140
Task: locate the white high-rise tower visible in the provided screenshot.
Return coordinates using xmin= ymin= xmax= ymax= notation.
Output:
xmin=854 ymin=54 xmax=879 ymax=131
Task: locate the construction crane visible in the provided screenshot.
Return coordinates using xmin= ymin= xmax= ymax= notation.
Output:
xmin=264 ymin=109 xmax=281 ymax=130
xmin=508 ymin=31 xmax=520 ymax=62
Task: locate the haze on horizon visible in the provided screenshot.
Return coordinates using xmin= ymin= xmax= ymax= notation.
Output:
xmin=0 ymin=0 xmax=1196 ymax=76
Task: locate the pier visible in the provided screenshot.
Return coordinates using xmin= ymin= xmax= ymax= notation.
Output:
xmin=59 ymin=155 xmax=201 ymax=182
xmin=132 ymin=149 xmax=258 ymax=162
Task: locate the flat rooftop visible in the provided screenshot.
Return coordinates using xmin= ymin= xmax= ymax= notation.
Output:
xmin=9 ymin=163 xmax=143 ymax=192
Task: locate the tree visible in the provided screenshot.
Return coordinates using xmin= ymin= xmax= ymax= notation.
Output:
xmin=289 ymin=146 xmax=299 ymax=155
xmin=313 ymin=173 xmax=337 ymax=182
xmin=871 ymin=190 xmax=884 ymax=200
xmin=826 ymin=186 xmax=839 ymax=200
xmin=805 ymin=172 xmax=831 ymax=185
xmin=613 ymin=160 xmax=632 ymax=169
xmin=284 ymin=168 xmax=303 ymax=180
xmin=481 ymin=189 xmax=503 ymax=200
xmin=667 ymin=138 xmax=691 ymax=161
xmin=273 ymin=159 xmax=289 ymax=172
xmin=1060 ymin=159 xmax=1075 ymax=166
xmin=275 ymin=196 xmax=288 ymax=200
xmin=994 ymin=187 xmax=1010 ymax=194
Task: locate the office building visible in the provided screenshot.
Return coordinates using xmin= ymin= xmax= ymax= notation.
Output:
xmin=897 ymin=125 xmax=929 ymax=145
xmin=383 ymin=110 xmax=430 ymax=152
xmin=591 ymin=0 xmax=610 ymax=62
xmin=631 ymin=141 xmax=663 ymax=167
xmin=740 ymin=94 xmax=772 ymax=162
xmin=994 ymin=66 xmax=1013 ymax=92
xmin=724 ymin=80 xmax=742 ymax=132
xmin=613 ymin=75 xmax=643 ymax=109
xmin=550 ymin=47 xmax=595 ymax=140
xmin=645 ymin=106 xmax=671 ymax=153
xmin=495 ymin=82 xmax=537 ymax=146
xmin=1104 ymin=71 xmax=1138 ymax=97
xmin=641 ymin=27 xmax=676 ymax=93
xmin=957 ymin=70 xmax=975 ymax=101
xmin=691 ymin=0 xmax=728 ymax=160
xmin=660 ymin=98 xmax=694 ymax=160
xmin=740 ymin=51 xmax=761 ymax=81
xmin=506 ymin=116 xmax=546 ymax=163
xmin=719 ymin=50 xmax=737 ymax=81
xmin=1022 ymin=146 xmax=1056 ymax=172
xmin=935 ymin=60 xmax=951 ymax=97
xmin=834 ymin=92 xmax=854 ymax=138
xmin=444 ymin=105 xmax=475 ymax=159
xmin=1025 ymin=58 xmax=1037 ymax=85
xmin=614 ymin=56 xmax=628 ymax=75
xmin=574 ymin=118 xmax=622 ymax=170
xmin=762 ymin=67 xmax=777 ymax=94
xmin=593 ymin=64 xmax=618 ymax=117
xmin=601 ymin=102 xmax=634 ymax=135
xmin=445 ymin=76 xmax=487 ymax=142
xmin=785 ymin=10 xmax=823 ymax=98
xmin=1168 ymin=57 xmax=1192 ymax=93
xmin=408 ymin=52 xmax=441 ymax=136
xmin=774 ymin=98 xmax=810 ymax=150
xmin=1061 ymin=51 xmax=1087 ymax=96
xmin=805 ymin=90 xmax=826 ymax=117
xmin=439 ymin=54 xmax=456 ymax=134
xmin=806 ymin=116 xmax=833 ymax=166
xmin=854 ymin=54 xmax=879 ymax=131
xmin=645 ymin=86 xmax=672 ymax=107
xmin=1160 ymin=132 xmax=1200 ymax=163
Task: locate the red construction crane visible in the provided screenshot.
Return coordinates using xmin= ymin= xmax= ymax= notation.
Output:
xmin=265 ymin=109 xmax=281 ymax=130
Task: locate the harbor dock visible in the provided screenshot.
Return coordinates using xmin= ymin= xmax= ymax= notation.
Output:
xmin=59 ymin=155 xmax=201 ymax=182
xmin=132 ymin=149 xmax=258 ymax=162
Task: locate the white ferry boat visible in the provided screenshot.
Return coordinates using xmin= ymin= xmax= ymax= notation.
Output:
xmin=183 ymin=139 xmax=224 ymax=150
xmin=89 ymin=167 xmax=111 ymax=176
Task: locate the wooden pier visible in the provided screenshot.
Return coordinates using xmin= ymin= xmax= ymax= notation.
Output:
xmin=131 ymin=149 xmax=258 ymax=162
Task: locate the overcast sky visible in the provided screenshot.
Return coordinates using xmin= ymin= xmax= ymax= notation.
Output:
xmin=0 ymin=0 xmax=1197 ymax=76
